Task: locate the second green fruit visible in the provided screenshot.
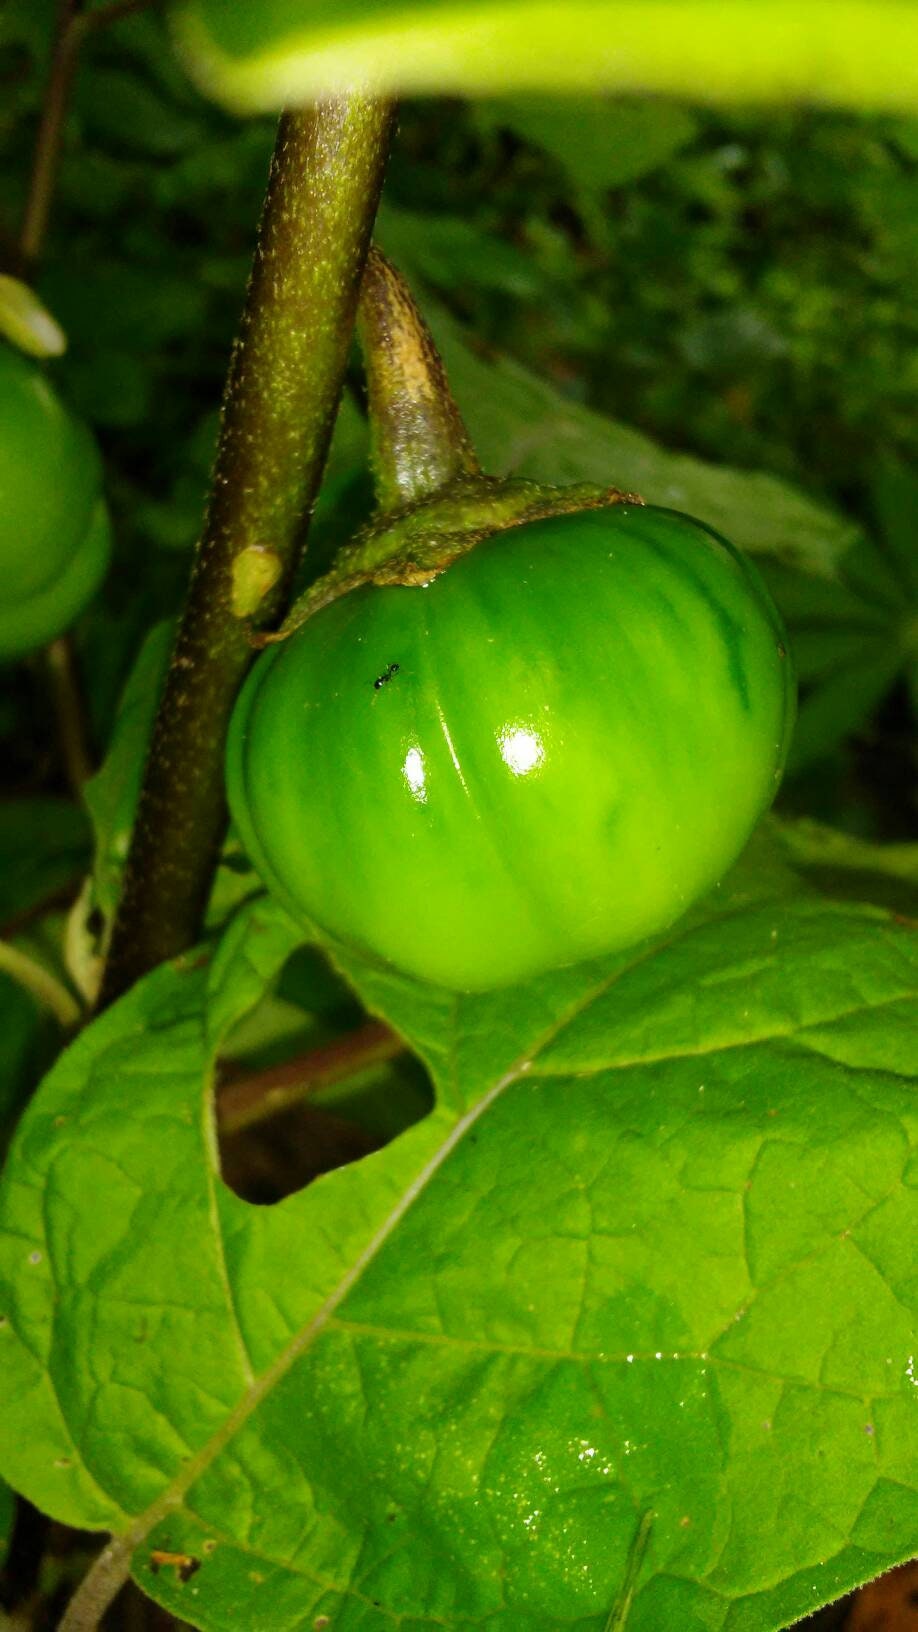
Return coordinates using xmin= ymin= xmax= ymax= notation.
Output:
xmin=0 ymin=342 xmax=111 ymax=659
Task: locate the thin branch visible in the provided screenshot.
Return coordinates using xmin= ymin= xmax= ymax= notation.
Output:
xmin=44 ymin=636 xmax=93 ymax=794
xmin=16 ymin=0 xmax=158 ymax=272
xmin=100 ymin=99 xmax=395 ymax=1007
xmin=217 ymin=1019 xmax=403 ymax=1136
xmin=15 ymin=0 xmax=158 ymax=264
xmin=16 ymin=0 xmax=84 ymax=275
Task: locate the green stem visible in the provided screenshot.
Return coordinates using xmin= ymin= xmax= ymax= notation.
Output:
xmin=0 ymin=939 xmax=82 ymax=1028
xmin=100 ymin=99 xmax=395 ymax=1008
xmin=358 ymin=245 xmax=480 ymax=513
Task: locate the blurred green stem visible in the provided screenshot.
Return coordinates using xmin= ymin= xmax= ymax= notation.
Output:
xmin=45 ymin=635 xmax=93 ymax=794
xmin=100 ymin=99 xmax=395 ymax=1007
xmin=0 ymin=939 xmax=82 ymax=1028
xmin=17 ymin=0 xmax=84 ymax=274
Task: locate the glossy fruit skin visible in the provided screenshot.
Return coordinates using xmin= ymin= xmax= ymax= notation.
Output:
xmin=227 ymin=505 xmax=795 ymax=991
xmin=0 ymin=342 xmax=111 ymax=658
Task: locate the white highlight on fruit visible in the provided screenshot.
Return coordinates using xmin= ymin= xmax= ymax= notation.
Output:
xmin=402 ymin=745 xmax=428 ymax=803
xmin=499 ymin=725 xmax=545 ymax=777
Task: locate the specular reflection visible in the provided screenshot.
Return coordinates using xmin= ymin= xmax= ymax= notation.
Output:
xmin=499 ymin=725 xmax=545 ymax=777
xmin=402 ymin=744 xmax=428 ymax=802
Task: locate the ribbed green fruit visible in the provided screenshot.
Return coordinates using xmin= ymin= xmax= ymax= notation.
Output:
xmin=0 ymin=343 xmax=111 ymax=658
xmin=227 ymin=505 xmax=795 ymax=991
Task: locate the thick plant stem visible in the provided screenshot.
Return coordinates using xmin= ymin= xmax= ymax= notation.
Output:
xmin=358 ymin=245 xmax=480 ymax=512
xmin=100 ymin=99 xmax=395 ymax=1008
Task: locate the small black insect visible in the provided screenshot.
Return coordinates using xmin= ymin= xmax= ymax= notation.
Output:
xmin=373 ymin=662 xmax=400 ymax=690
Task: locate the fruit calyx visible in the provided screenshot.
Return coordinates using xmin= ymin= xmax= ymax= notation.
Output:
xmin=251 ymin=245 xmax=641 ymax=648
xmin=256 ymin=473 xmax=640 ymax=645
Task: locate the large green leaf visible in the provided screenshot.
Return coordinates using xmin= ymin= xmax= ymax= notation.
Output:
xmin=476 ymin=97 xmax=700 ymax=192
xmin=757 ymin=470 xmax=918 ymax=770
xmin=771 ymin=816 xmax=918 ymax=919
xmin=170 ymin=1 xmax=918 ymax=112
xmin=0 ymin=874 xmax=915 ymax=1630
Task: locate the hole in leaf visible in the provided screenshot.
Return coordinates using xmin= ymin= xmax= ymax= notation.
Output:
xmin=215 ymin=945 xmax=433 ymax=1205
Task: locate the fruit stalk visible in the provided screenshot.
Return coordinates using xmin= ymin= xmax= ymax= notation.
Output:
xmin=263 ymin=255 xmax=638 ymax=645
xmin=100 ymin=97 xmax=395 ymax=1006
xmin=357 ymin=245 xmax=480 ymax=511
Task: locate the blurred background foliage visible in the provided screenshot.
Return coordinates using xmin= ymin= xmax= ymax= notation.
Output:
xmin=1 ymin=0 xmax=916 ymax=831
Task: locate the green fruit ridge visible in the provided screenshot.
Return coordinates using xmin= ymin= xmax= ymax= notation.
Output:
xmin=0 ymin=342 xmax=111 ymax=658
xmin=228 ymin=505 xmax=796 ymax=990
